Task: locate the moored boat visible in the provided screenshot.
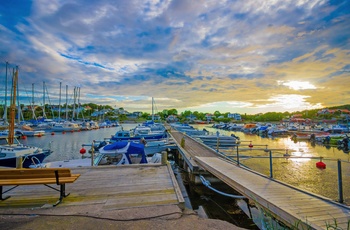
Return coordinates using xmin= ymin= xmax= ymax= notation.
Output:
xmin=39 ymin=141 xmax=162 ymax=168
xmin=0 ymin=68 xmax=52 ymax=168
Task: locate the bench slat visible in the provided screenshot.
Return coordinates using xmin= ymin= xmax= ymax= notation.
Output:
xmin=0 ymin=177 xmax=80 ymax=186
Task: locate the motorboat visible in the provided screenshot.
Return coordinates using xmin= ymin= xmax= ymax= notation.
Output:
xmin=82 ymin=137 xmax=176 ymax=157
xmin=51 ymin=121 xmax=81 ymax=132
xmin=39 ymin=141 xmax=162 ymax=168
xmin=110 ymin=129 xmax=167 ymax=142
xmin=0 ymin=138 xmax=52 ymax=168
xmin=196 ymin=132 xmax=239 ymax=147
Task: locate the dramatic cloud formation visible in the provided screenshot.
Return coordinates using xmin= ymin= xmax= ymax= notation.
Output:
xmin=0 ymin=0 xmax=349 ymax=114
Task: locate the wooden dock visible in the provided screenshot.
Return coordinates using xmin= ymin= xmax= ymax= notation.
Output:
xmin=167 ymin=127 xmax=350 ymax=229
xmin=0 ymin=164 xmax=184 ymax=211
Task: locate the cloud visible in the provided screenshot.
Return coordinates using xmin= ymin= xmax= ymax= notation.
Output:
xmin=0 ymin=0 xmax=349 ymax=115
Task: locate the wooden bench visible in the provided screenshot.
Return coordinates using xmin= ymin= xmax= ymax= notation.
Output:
xmin=0 ymin=168 xmax=80 ymax=206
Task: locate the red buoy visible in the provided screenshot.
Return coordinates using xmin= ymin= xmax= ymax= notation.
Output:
xmin=62 ymin=131 xmax=66 ymax=134
xmin=80 ymin=147 xmax=86 ymax=154
xmin=21 ymin=135 xmax=27 ymax=140
xmin=248 ymin=142 xmax=253 ymax=148
xmin=316 ymin=161 xmax=326 ymax=169
xmin=51 ymin=132 xmax=55 ymax=135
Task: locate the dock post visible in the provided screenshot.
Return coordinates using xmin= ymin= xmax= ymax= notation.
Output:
xmin=181 ymin=136 xmax=185 ymax=148
xmin=161 ymin=151 xmax=167 ymax=165
xmin=91 ymin=141 xmax=95 ymax=167
xmin=269 ymin=150 xmax=273 ymax=178
xmin=16 ymin=156 xmax=22 ymax=169
xmin=236 ymin=145 xmax=240 ymax=166
xmin=337 ymin=159 xmax=343 ymax=203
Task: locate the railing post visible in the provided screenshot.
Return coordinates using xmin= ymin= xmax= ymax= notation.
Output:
xmin=337 ymin=159 xmax=343 ymax=203
xmin=236 ymin=145 xmax=240 ymax=166
xmin=269 ymin=150 xmax=273 ymax=178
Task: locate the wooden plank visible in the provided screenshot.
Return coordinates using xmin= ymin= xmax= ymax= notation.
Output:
xmin=166 ymin=163 xmax=185 ymax=209
xmin=195 ymin=156 xmax=350 ymax=230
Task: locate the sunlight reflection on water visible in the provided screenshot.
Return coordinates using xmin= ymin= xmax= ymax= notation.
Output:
xmin=193 ymin=124 xmax=350 ymax=205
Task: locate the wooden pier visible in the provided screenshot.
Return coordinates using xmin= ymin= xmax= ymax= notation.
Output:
xmin=0 ymin=164 xmax=184 ymax=211
xmin=168 ymin=127 xmax=350 ymax=229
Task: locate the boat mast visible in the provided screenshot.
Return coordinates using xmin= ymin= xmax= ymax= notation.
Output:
xmin=16 ymin=77 xmax=22 ymax=124
xmin=3 ymin=62 xmax=8 ymax=121
xmin=42 ymin=81 xmax=46 ymax=118
xmin=65 ymin=85 xmax=68 ymax=120
xmin=31 ymin=83 xmax=36 ymax=120
xmin=152 ymin=97 xmax=154 ymax=122
xmin=72 ymin=86 xmax=76 ymax=121
xmin=58 ymin=82 xmax=61 ymax=121
xmin=8 ymin=67 xmax=18 ymax=144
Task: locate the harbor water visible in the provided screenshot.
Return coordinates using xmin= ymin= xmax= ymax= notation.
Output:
xmin=18 ymin=123 xmax=350 ymax=228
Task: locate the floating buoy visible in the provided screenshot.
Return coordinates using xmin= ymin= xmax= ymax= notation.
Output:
xmin=21 ymin=135 xmax=27 ymax=140
xmin=62 ymin=131 xmax=66 ymax=134
xmin=316 ymin=161 xmax=326 ymax=169
xmin=80 ymin=147 xmax=86 ymax=154
xmin=71 ymin=130 xmax=74 ymax=133
xmin=38 ymin=133 xmax=42 ymax=137
xmin=51 ymin=132 xmax=55 ymax=135
xmin=248 ymin=142 xmax=253 ymax=148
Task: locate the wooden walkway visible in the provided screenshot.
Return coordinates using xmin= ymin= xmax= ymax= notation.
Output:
xmin=168 ymin=127 xmax=350 ymax=229
xmin=0 ymin=164 xmax=184 ymax=210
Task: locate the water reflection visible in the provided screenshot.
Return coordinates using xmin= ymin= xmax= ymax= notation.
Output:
xmin=193 ymin=124 xmax=350 ymax=205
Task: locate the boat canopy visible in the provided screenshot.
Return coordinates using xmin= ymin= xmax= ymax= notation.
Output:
xmin=102 ymin=141 xmax=148 ymax=164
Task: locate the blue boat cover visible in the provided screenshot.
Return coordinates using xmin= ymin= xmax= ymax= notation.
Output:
xmin=103 ymin=141 xmax=148 ymax=164
xmin=103 ymin=141 xmax=129 ymax=150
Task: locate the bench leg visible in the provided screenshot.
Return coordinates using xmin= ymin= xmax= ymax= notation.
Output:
xmin=53 ymin=184 xmax=70 ymax=207
xmin=0 ymin=186 xmax=11 ymax=201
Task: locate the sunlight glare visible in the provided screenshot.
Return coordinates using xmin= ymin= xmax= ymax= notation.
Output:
xmin=278 ymin=80 xmax=317 ymax=90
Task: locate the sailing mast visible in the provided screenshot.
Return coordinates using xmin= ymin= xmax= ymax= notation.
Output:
xmin=31 ymin=83 xmax=36 ymax=120
xmin=152 ymin=97 xmax=154 ymax=122
xmin=42 ymin=81 xmax=46 ymax=118
xmin=8 ymin=67 xmax=18 ymax=144
xmin=58 ymin=82 xmax=61 ymax=121
xmin=65 ymin=85 xmax=68 ymax=120
xmin=3 ymin=62 xmax=8 ymax=121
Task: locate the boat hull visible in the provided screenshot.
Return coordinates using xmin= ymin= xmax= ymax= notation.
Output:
xmin=0 ymin=150 xmax=52 ymax=168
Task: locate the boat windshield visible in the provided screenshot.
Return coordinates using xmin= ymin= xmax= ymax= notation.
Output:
xmin=94 ymin=153 xmax=124 ymax=166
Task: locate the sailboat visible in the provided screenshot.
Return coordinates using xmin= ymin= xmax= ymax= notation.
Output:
xmin=0 ymin=67 xmax=52 ymax=168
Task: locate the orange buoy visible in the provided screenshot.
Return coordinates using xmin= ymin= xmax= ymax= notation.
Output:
xmin=316 ymin=161 xmax=326 ymax=169
xmin=80 ymin=147 xmax=86 ymax=154
xmin=51 ymin=132 xmax=55 ymax=135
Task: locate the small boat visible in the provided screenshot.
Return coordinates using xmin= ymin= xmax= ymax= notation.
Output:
xmin=40 ymin=141 xmax=162 ymax=168
xmin=196 ymin=132 xmax=239 ymax=147
xmin=110 ymin=129 xmax=167 ymax=142
xmin=51 ymin=121 xmax=81 ymax=132
xmin=0 ymin=68 xmax=52 ymax=168
xmin=83 ymin=137 xmax=176 ymax=157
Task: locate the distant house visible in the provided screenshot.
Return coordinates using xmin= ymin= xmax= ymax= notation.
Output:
xmin=166 ymin=115 xmax=178 ymax=123
xmin=205 ymin=114 xmax=214 ymax=121
xmin=228 ymin=113 xmax=241 ymax=120
xmin=186 ymin=114 xmax=197 ymax=122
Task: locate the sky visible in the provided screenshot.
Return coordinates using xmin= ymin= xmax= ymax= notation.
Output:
xmin=0 ymin=0 xmax=349 ymax=115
